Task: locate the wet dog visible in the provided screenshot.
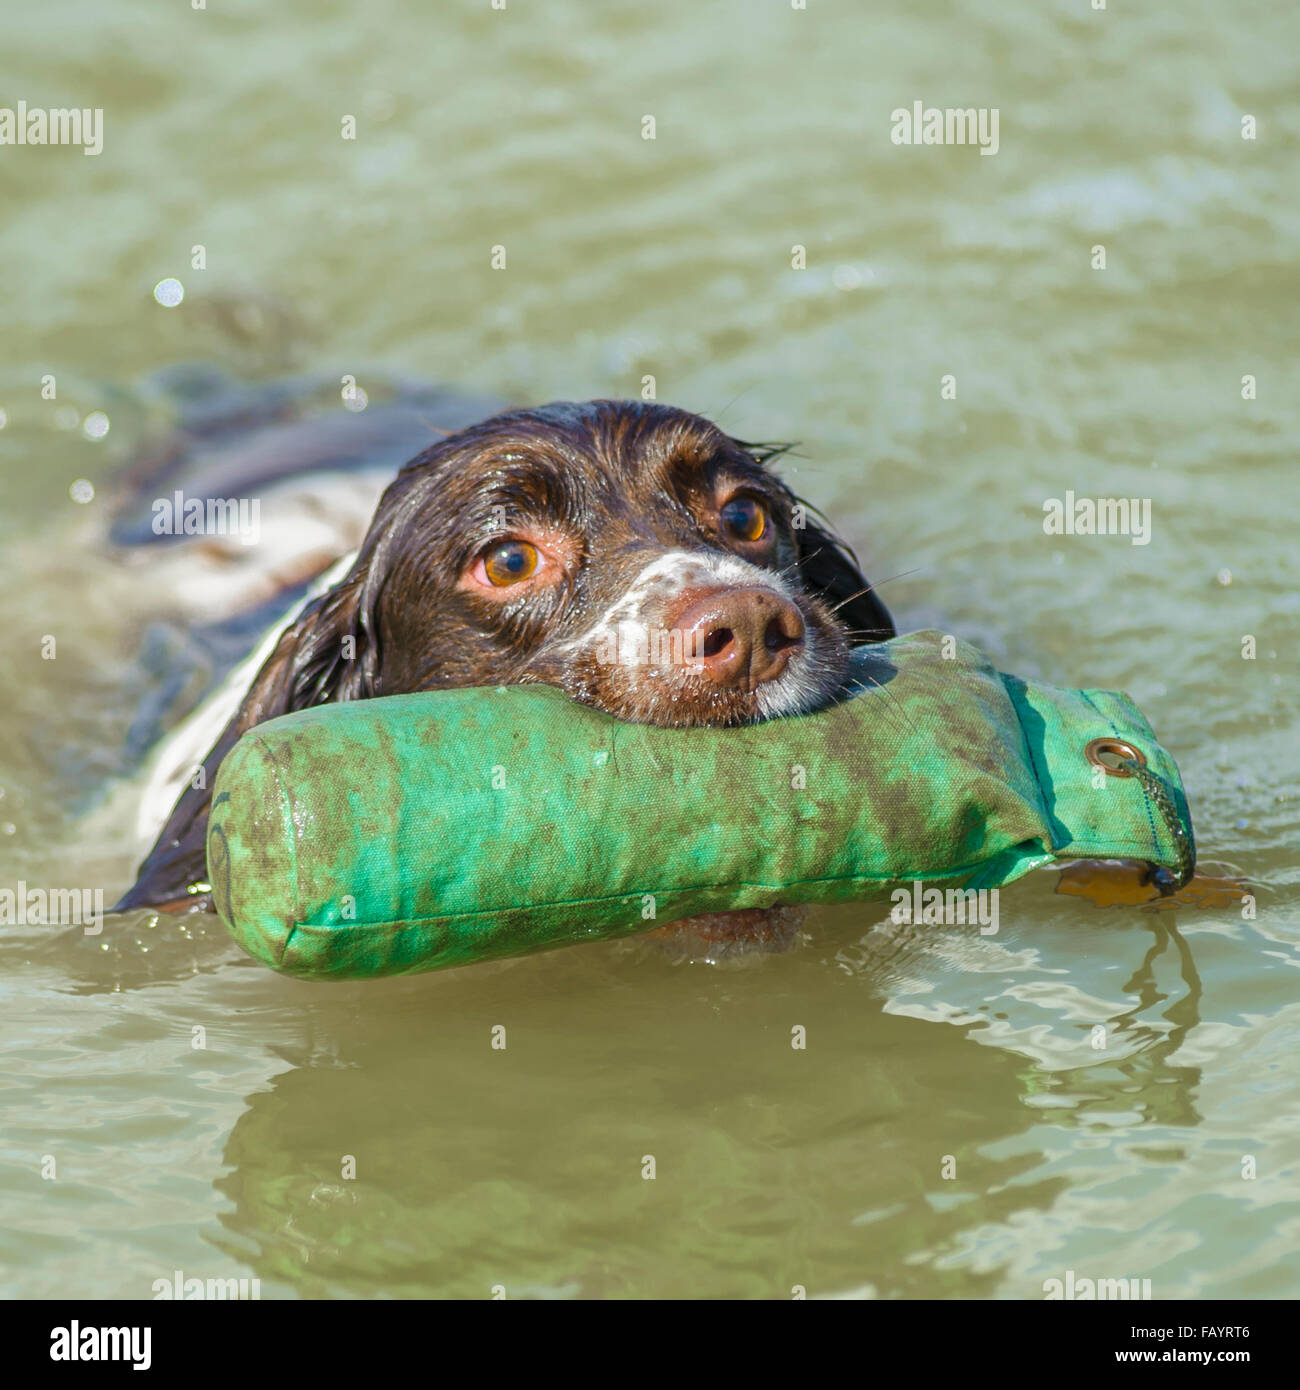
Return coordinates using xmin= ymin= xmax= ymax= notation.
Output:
xmin=115 ymin=398 xmax=894 ymax=927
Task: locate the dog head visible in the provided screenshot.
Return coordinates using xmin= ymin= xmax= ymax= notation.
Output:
xmin=237 ymin=399 xmax=893 ymax=730
xmin=238 ymin=399 xmax=893 ymax=730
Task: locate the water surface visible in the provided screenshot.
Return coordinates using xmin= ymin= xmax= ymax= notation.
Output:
xmin=1 ymin=0 xmax=1297 ymax=1299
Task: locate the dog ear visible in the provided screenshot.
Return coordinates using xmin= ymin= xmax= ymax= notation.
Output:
xmin=113 ymin=564 xmax=382 ymax=913
xmin=734 ymin=438 xmax=895 ymax=646
xmin=235 ymin=567 xmax=382 ymax=722
xmin=793 ymin=511 xmax=895 ymax=645
xmin=110 ymin=719 xmax=245 ymax=914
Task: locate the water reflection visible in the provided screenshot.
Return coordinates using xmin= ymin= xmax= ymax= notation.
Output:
xmin=1105 ymin=919 xmax=1204 ymax=1127
xmin=205 ymin=942 xmax=1062 ymax=1299
xmin=831 ymin=896 xmax=1206 ymax=1130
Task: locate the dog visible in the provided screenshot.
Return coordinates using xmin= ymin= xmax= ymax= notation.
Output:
xmin=114 ymin=399 xmax=894 ymax=933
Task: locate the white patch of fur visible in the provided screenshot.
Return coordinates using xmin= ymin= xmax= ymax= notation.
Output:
xmin=561 ymin=549 xmax=797 ymax=658
xmin=559 ymin=548 xmax=829 ymax=708
xmin=753 ymin=657 xmax=830 ymax=719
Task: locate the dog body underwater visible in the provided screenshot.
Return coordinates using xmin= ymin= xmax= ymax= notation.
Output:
xmin=114 ymin=398 xmax=894 ymax=936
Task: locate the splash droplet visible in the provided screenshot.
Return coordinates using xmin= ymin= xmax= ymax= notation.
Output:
xmin=833 ymin=264 xmax=867 ymax=291
xmin=154 ymin=277 xmax=185 ymax=307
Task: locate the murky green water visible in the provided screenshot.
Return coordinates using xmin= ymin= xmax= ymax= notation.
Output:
xmin=2 ymin=0 xmax=1298 ymax=1299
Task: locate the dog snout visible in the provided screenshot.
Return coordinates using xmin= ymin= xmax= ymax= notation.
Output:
xmin=670 ymin=587 xmax=805 ymax=691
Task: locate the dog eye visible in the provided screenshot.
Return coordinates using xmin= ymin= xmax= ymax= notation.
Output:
xmin=720 ymin=496 xmax=769 ymax=543
xmin=482 ymin=540 xmax=539 ymax=586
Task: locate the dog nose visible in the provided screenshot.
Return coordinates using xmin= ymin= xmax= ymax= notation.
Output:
xmin=671 ymin=587 xmax=805 ymax=690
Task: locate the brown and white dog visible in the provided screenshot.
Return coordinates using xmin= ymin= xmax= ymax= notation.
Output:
xmin=115 ymin=399 xmax=894 ymax=926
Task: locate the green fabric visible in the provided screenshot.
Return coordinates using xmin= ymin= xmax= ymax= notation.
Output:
xmin=206 ymin=631 xmax=1193 ymax=979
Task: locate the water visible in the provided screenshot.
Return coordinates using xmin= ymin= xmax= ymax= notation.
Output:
xmin=2 ymin=0 xmax=1298 ymax=1299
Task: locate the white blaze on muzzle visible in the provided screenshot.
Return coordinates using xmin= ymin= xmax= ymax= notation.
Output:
xmin=555 ymin=548 xmax=837 ymax=719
